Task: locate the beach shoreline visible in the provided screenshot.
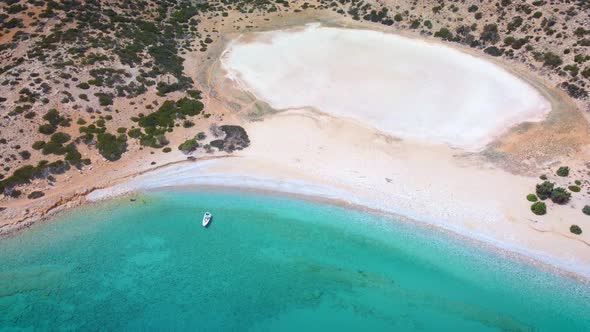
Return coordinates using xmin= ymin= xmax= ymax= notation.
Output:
xmin=84 ymin=152 xmax=590 ymax=281
xmin=2 ymin=20 xmax=589 ymax=284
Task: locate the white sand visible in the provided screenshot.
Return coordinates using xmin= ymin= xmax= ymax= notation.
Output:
xmin=221 ymin=23 xmax=551 ymax=151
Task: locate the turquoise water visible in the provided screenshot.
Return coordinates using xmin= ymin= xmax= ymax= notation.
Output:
xmin=1 ymin=189 xmax=589 ymax=331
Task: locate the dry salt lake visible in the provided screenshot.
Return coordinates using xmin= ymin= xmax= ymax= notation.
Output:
xmin=2 ymin=25 xmax=589 ymax=331
xmin=222 ymin=23 xmax=550 ymax=150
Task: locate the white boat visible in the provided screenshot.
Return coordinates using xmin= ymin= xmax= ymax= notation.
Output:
xmin=202 ymin=212 xmax=212 ymax=227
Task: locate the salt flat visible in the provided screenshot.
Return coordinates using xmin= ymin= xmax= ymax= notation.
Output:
xmin=222 ymin=23 xmax=551 ymax=151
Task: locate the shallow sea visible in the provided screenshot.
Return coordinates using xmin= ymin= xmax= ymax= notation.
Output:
xmin=1 ymin=189 xmax=589 ymax=331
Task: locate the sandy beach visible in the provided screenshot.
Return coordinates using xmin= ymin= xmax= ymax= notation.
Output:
xmin=87 ymin=104 xmax=590 ymax=279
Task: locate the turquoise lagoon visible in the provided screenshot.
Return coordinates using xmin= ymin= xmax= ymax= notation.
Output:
xmin=1 ymin=189 xmax=589 ymax=331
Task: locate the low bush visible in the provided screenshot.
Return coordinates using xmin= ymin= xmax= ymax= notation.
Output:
xmin=570 ymin=225 xmax=582 ymax=235
xmin=568 ymin=185 xmax=581 ymax=192
xmin=543 ymin=52 xmax=563 ymax=68
xmin=531 ymin=202 xmax=546 ymax=215
xmin=27 ymin=191 xmax=45 ymax=199
xmin=583 ymin=205 xmax=590 ymax=216
xmin=434 ymin=28 xmax=454 ymax=41
xmin=484 ymin=46 xmax=503 ymax=57
xmin=19 ymin=150 xmax=31 ymax=160
xmin=95 ymin=92 xmax=114 ymax=106
xmin=550 ymin=187 xmax=571 ymax=204
xmin=96 ymin=133 xmax=127 ymax=161
xmin=76 ymin=82 xmax=90 ymax=89
xmin=162 ymin=147 xmax=172 ymax=153
xmin=42 ymin=141 xmax=66 ymax=155
xmin=127 ymin=128 xmax=142 ymax=138
xmin=32 ymin=141 xmax=45 ymax=150
xmin=178 ymin=138 xmax=198 ymax=154
xmin=526 ymin=194 xmax=538 ymax=202
xmin=536 ymin=181 xmax=554 ymax=200
xmin=50 ymin=132 xmax=71 ymax=144
xmin=556 ymin=166 xmax=569 ymax=177
xmin=38 ymin=124 xmax=56 ymax=135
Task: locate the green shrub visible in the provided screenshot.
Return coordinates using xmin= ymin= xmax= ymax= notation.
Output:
xmin=526 ymin=194 xmax=538 ymax=202
xmin=568 ymin=185 xmax=581 ymax=192
xmin=162 ymin=147 xmax=172 ymax=153
xmin=480 ymin=24 xmax=500 ymax=44
xmin=50 ymin=132 xmax=71 ymax=144
xmin=556 ymin=166 xmax=569 ymax=177
xmin=550 ymin=187 xmax=571 ymax=204
xmin=531 ymin=202 xmax=546 ymax=215
xmin=535 ymin=181 xmax=554 ymax=200
xmin=128 ymin=128 xmax=142 ymax=138
xmin=178 ymin=138 xmax=198 ymax=154
xmin=570 ymin=225 xmax=582 ymax=235
xmin=76 ymin=82 xmax=90 ymax=89
xmin=65 ymin=148 xmax=82 ymax=163
xmin=27 ymin=191 xmax=45 ymax=199
xmin=434 ymin=28 xmax=454 ymax=41
xmin=543 ymin=52 xmax=563 ymax=67
xmin=117 ymin=127 xmax=127 ymax=134
xmin=43 ymin=109 xmax=63 ymax=127
xmin=583 ymin=205 xmax=590 ymax=216
xmin=38 ymin=124 xmax=56 ymax=135
xmin=96 ymin=133 xmax=127 ymax=161
xmin=32 ymin=141 xmax=46 ymax=150
xmin=95 ymin=92 xmax=114 ymax=106
xmin=187 ymin=90 xmax=202 ymax=99
xmin=19 ymin=150 xmax=31 ymax=160
xmin=42 ymin=141 xmax=66 ymax=155
xmin=539 ymin=174 xmax=547 ymax=180
xmin=575 ymin=180 xmax=581 ymax=185
xmin=183 ymin=120 xmax=194 ymax=128
xmin=484 ymin=46 xmax=503 ymax=56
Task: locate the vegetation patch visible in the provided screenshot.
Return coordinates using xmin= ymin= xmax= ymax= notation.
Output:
xmin=570 ymin=225 xmax=582 ymax=235
xmin=568 ymin=185 xmax=581 ymax=193
xmin=530 ymin=202 xmax=546 ymax=215
xmin=96 ymin=133 xmax=127 ymax=161
xmin=209 ymin=125 xmax=250 ymax=153
xmin=550 ymin=187 xmax=571 ymax=204
xmin=535 ymin=181 xmax=554 ymax=200
xmin=556 ymin=166 xmax=570 ymax=177
xmin=27 ymin=191 xmax=45 ymax=199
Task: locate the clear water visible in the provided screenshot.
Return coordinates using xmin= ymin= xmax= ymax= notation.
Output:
xmin=1 ymin=189 xmax=589 ymax=331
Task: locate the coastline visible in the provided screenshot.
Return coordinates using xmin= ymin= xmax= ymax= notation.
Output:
xmin=85 ymin=155 xmax=590 ymax=282
xmin=1 ymin=19 xmax=589 ymax=284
